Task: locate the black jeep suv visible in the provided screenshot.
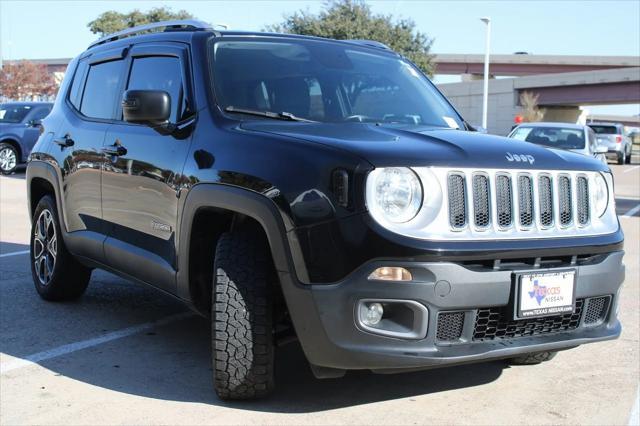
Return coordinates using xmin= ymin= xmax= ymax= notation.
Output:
xmin=27 ymin=21 xmax=624 ymax=400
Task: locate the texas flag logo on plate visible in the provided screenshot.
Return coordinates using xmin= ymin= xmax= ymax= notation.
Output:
xmin=518 ymin=271 xmax=576 ymax=318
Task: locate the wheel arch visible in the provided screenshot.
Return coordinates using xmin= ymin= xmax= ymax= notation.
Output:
xmin=26 ymin=161 xmax=65 ymax=226
xmin=176 ymin=183 xmax=309 ymax=315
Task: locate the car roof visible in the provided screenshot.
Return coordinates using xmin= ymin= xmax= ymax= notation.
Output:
xmin=85 ymin=23 xmax=397 ymax=57
xmin=587 ymin=122 xmax=622 ymax=127
xmin=516 ymin=122 xmax=586 ymax=130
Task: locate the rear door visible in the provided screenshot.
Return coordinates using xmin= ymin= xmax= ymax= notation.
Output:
xmin=101 ymin=43 xmax=195 ymax=293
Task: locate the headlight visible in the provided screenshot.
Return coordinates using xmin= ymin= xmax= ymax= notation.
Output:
xmin=593 ymin=173 xmax=609 ymax=217
xmin=370 ymin=167 xmax=422 ymax=223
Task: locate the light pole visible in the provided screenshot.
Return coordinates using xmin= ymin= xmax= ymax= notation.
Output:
xmin=480 ymin=17 xmax=491 ymax=130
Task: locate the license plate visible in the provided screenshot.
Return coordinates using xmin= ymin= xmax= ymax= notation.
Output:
xmin=516 ymin=270 xmax=576 ymax=319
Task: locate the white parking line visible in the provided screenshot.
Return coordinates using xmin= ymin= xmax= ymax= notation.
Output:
xmin=623 ymin=165 xmax=640 ymax=173
xmin=0 ymin=312 xmax=193 ymax=374
xmin=621 ymin=204 xmax=640 ymax=219
xmin=629 ymin=386 xmax=639 ymax=426
xmin=0 ymin=250 xmax=30 ymax=258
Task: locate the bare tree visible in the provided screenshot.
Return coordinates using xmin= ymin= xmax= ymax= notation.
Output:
xmin=0 ymin=61 xmax=58 ymax=101
xmin=519 ymin=91 xmax=545 ymax=122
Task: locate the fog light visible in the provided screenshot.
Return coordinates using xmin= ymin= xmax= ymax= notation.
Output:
xmin=368 ymin=267 xmax=412 ymax=281
xmin=363 ymin=302 xmax=384 ymax=326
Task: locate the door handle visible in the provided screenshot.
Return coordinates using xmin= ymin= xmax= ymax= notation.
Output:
xmin=53 ymin=134 xmax=74 ymax=147
xmin=101 ymin=143 xmax=127 ymax=157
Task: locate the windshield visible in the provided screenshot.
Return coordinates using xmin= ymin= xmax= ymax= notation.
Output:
xmin=510 ymin=126 xmax=586 ymax=149
xmin=210 ymin=38 xmax=465 ymax=128
xmin=0 ymin=105 xmax=32 ymax=123
xmin=589 ymin=125 xmax=618 ymax=135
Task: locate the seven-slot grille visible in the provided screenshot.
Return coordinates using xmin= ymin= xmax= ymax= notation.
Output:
xmin=447 ymin=171 xmax=590 ymax=231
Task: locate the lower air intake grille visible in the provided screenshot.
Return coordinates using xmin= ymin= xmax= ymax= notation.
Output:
xmin=473 ymin=299 xmax=584 ymax=341
xmin=448 ymin=174 xmax=466 ymax=229
xmin=577 ymin=176 xmax=590 ymax=225
xmin=436 ymin=312 xmax=465 ymax=341
xmin=583 ymin=296 xmax=610 ymax=325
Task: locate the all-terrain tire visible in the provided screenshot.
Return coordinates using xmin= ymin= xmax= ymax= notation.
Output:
xmin=30 ymin=195 xmax=92 ymax=301
xmin=509 ymin=351 xmax=557 ymax=365
xmin=211 ymin=231 xmax=275 ymax=400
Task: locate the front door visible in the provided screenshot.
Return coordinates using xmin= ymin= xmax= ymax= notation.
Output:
xmin=101 ymin=43 xmax=195 ymax=293
xmin=54 ymin=50 xmax=127 ymax=261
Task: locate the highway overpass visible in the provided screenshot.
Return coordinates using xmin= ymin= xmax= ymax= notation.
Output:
xmin=434 ymin=53 xmax=640 ymax=77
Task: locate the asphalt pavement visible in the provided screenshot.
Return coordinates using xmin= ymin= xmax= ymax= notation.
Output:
xmin=1 ymin=158 xmax=638 ymax=425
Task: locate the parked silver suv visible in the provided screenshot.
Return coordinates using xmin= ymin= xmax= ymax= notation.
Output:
xmin=588 ymin=122 xmax=633 ymax=165
xmin=508 ymin=122 xmax=608 ymax=164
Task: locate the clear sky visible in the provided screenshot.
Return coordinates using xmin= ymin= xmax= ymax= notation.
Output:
xmin=1 ymin=0 xmax=639 ymax=114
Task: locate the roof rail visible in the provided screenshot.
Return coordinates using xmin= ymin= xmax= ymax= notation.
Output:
xmin=88 ymin=20 xmax=213 ymax=49
xmin=345 ymin=39 xmax=392 ymax=50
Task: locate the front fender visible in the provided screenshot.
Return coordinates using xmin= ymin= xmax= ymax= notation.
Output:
xmin=175 ymin=183 xmax=310 ymax=303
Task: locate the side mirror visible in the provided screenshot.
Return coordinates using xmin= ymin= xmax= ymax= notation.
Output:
xmin=26 ymin=119 xmax=42 ymax=128
xmin=595 ymin=145 xmax=608 ymax=154
xmin=122 ymin=90 xmax=171 ymax=125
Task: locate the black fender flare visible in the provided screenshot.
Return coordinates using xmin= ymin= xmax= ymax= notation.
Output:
xmin=175 ymin=183 xmax=310 ymax=302
xmin=26 ymin=160 xmax=67 ymax=228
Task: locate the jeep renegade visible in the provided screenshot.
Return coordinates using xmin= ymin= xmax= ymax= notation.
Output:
xmin=26 ymin=21 xmax=624 ymax=400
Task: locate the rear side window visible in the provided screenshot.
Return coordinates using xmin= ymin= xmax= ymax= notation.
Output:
xmin=29 ymin=107 xmax=51 ymax=121
xmin=68 ymin=60 xmax=89 ymax=110
xmin=589 ymin=125 xmax=617 ymax=135
xmin=80 ymin=60 xmax=125 ymax=120
xmin=127 ymin=56 xmax=184 ymax=123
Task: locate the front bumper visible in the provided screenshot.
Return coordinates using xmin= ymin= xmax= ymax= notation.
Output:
xmin=280 ymin=251 xmax=624 ymax=373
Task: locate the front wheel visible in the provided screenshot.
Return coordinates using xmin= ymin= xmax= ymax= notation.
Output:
xmin=0 ymin=143 xmax=18 ymax=175
xmin=30 ymin=195 xmax=92 ymax=301
xmin=211 ymin=231 xmax=275 ymax=400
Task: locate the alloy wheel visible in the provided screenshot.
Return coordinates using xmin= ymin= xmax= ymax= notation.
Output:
xmin=33 ymin=209 xmax=57 ymax=285
xmin=0 ymin=147 xmax=17 ymax=172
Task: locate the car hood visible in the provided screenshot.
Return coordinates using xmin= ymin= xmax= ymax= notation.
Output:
xmin=241 ymin=122 xmax=608 ymax=172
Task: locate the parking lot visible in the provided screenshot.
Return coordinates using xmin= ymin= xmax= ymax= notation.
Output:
xmin=1 ymin=159 xmax=638 ymax=425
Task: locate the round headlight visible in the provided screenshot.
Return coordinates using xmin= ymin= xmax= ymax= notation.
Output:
xmin=372 ymin=167 xmax=423 ymax=223
xmin=593 ymin=173 xmax=609 ymax=217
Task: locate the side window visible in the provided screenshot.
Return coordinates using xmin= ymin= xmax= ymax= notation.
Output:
xmin=29 ymin=107 xmax=51 ymax=121
xmin=68 ymin=60 xmax=89 ymax=110
xmin=127 ymin=56 xmax=184 ymax=123
xmin=80 ymin=59 xmax=125 ymax=120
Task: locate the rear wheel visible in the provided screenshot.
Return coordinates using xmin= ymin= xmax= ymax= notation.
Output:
xmin=509 ymin=351 xmax=557 ymax=365
xmin=211 ymin=230 xmax=275 ymax=400
xmin=626 ymin=148 xmax=632 ymax=164
xmin=30 ymin=195 xmax=92 ymax=301
xmin=0 ymin=143 xmax=18 ymax=175
xmin=618 ymin=151 xmax=626 ymax=165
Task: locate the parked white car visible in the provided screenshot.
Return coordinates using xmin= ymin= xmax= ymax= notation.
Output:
xmin=508 ymin=122 xmax=608 ymax=164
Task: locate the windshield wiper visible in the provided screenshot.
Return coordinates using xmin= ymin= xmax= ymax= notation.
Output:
xmin=224 ymin=106 xmax=315 ymax=122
